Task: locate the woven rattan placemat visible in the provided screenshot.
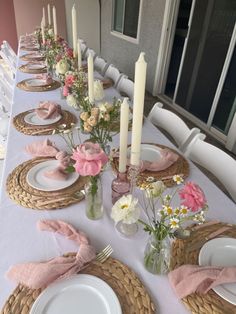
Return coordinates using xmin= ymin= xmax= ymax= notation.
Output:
xmin=18 ymin=64 xmax=47 ymax=74
xmin=6 ymin=157 xmax=87 ymax=210
xmin=111 ymin=143 xmax=189 ymax=187
xmin=17 ymin=79 xmax=61 ymax=92
xmin=1 ymin=256 xmax=155 ymax=314
xmin=20 ymin=53 xmax=45 ymax=61
xmin=20 ymin=46 xmax=39 ymax=51
xmin=13 ymin=109 xmax=77 ymax=136
xmin=170 ymin=222 xmax=236 ymax=314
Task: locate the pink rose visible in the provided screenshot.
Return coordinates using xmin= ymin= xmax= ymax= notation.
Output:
xmin=63 ymin=86 xmax=69 ymax=97
xmin=179 ymin=182 xmax=207 ymax=212
xmin=71 ymin=142 xmax=108 ymax=176
xmin=55 ymin=54 xmax=62 ymax=62
xmin=65 ymin=74 xmax=75 ymax=87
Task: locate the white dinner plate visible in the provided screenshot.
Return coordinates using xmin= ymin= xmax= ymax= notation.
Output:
xmin=128 ymin=144 xmax=162 ymax=162
xmin=199 ymin=237 xmax=236 ymax=305
xmin=27 ymin=63 xmax=46 ymax=70
xmin=26 ymin=160 xmax=79 ymax=192
xmin=27 ymin=53 xmax=43 ymax=58
xmin=26 ymin=79 xmax=49 ymax=87
xmin=24 ymin=111 xmax=62 ymax=126
xmin=30 ymin=274 xmax=122 ymax=314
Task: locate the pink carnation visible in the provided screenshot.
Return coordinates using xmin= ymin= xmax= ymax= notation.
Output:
xmin=179 ymin=182 xmax=207 ymax=212
xmin=71 ymin=142 xmax=108 ymax=176
xmin=63 ymin=86 xmax=69 ymax=97
xmin=65 ymin=74 xmax=75 ymax=87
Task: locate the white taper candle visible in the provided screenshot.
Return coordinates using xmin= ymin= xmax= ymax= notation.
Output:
xmin=53 ymin=6 xmax=57 ymax=40
xmin=77 ymin=39 xmax=82 ymax=69
xmin=41 ymin=20 xmax=45 ymax=44
xmin=47 ymin=4 xmax=51 ymax=26
xmin=42 ymin=7 xmax=46 ymax=27
xmin=72 ymin=4 xmax=78 ymax=57
xmin=130 ymin=52 xmax=147 ymax=166
xmin=87 ymin=53 xmax=94 ymax=103
xmin=119 ymin=98 xmax=130 ymax=173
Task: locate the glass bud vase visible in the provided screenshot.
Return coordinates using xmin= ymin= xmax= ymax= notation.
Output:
xmin=84 ymin=176 xmax=103 ymax=220
xmin=144 ymin=235 xmax=171 ymax=275
xmin=116 ymin=221 xmax=138 ymax=237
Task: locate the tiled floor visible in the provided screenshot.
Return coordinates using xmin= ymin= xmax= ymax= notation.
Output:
xmin=144 ymin=92 xmax=236 ymax=200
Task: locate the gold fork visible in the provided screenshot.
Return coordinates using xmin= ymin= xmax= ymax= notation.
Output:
xmin=96 ymin=244 xmax=113 ymax=263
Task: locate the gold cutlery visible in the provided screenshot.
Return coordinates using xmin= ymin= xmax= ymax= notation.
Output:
xmin=96 ymin=245 xmax=113 ymax=263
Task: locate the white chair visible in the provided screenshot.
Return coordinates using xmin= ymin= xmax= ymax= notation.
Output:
xmin=94 ymin=56 xmax=109 ymax=75
xmin=147 ymin=102 xmax=201 ymax=153
xmin=0 ymin=49 xmax=16 ymax=75
xmin=0 ymin=75 xmax=13 ymax=105
xmin=2 ymin=41 xmax=17 ymax=64
xmin=1 ymin=44 xmax=16 ymax=69
xmin=0 ymin=116 xmax=9 ymax=139
xmin=85 ymin=48 xmax=97 ymax=60
xmin=116 ymin=76 xmax=134 ymax=102
xmin=81 ymin=43 xmax=88 ymax=58
xmin=185 ymin=133 xmax=236 ymax=203
xmin=103 ymin=64 xmax=123 ymax=88
xmin=0 ymin=61 xmax=14 ymax=86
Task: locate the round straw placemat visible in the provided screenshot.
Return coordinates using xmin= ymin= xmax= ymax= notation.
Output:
xmin=18 ymin=64 xmax=47 ymax=74
xmin=20 ymin=46 xmax=39 ymax=51
xmin=111 ymin=143 xmax=189 ymax=187
xmin=170 ymin=222 xmax=236 ymax=314
xmin=13 ymin=109 xmax=77 ymax=136
xmin=17 ymin=79 xmax=61 ymax=92
xmin=6 ymin=157 xmax=87 ymax=210
xmin=1 ymin=256 xmax=155 ymax=314
xmin=20 ymin=53 xmax=45 ymax=61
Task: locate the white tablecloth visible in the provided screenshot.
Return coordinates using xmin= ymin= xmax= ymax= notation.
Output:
xmin=0 ymin=43 xmax=235 ymax=314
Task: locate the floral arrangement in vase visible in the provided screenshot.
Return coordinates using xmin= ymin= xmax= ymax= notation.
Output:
xmin=71 ymin=142 xmax=108 ymax=220
xmin=63 ymin=71 xmax=88 ymax=109
xmin=139 ymin=175 xmax=208 ymax=274
xmin=79 ymin=98 xmax=122 ymax=151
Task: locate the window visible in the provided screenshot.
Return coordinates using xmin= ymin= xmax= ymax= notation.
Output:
xmin=113 ymin=0 xmax=141 ymax=39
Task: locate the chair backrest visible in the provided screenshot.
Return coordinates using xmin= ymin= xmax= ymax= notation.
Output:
xmin=3 ymin=40 xmax=17 ymax=60
xmin=85 ymin=48 xmax=96 ymax=60
xmin=0 ymin=49 xmax=16 ymax=75
xmin=1 ymin=44 xmax=16 ymax=69
xmin=225 ymin=111 xmax=236 ymax=153
xmin=80 ymin=43 xmax=88 ymax=58
xmin=185 ymin=134 xmax=236 ymax=203
xmin=104 ymin=64 xmax=123 ymax=88
xmin=0 ymin=61 xmax=14 ymax=86
xmin=94 ymin=56 xmax=109 ymax=76
xmin=0 ymin=116 xmax=9 ymax=138
xmin=0 ymin=75 xmax=13 ymax=102
xmin=116 ymin=76 xmax=134 ymax=103
xmin=147 ymin=102 xmax=201 ymax=152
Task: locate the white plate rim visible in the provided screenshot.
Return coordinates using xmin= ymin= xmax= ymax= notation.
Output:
xmin=26 ymin=160 xmax=79 ymax=192
xmin=199 ymin=237 xmax=236 ymax=305
xmin=127 ymin=143 xmax=162 ymax=162
xmin=29 ymin=274 xmax=122 ymax=314
xmin=26 ymin=78 xmax=49 ymax=87
xmin=24 ymin=111 xmax=62 ymax=126
xmin=26 ymin=63 xmax=46 ymax=70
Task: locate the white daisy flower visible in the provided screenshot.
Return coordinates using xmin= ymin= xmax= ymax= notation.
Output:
xmin=173 ymin=174 xmax=184 ymax=185
xmin=170 ymin=217 xmax=180 ymax=229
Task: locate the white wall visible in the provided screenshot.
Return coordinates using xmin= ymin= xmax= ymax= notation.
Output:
xmin=65 ymin=0 xmax=100 ymax=53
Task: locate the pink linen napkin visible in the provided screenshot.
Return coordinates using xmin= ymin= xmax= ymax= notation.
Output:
xmin=35 ymin=101 xmax=62 ymax=120
xmin=168 ymin=264 xmax=236 ymax=299
xmin=6 ymin=220 xmax=96 ymax=289
xmin=44 ymin=151 xmax=71 ymax=181
xmin=35 ymin=73 xmax=53 ymax=85
xmin=112 ymin=147 xmax=179 ymax=172
xmin=140 ymin=148 xmax=179 ymax=172
xmin=25 ymin=140 xmax=70 ymax=181
xmin=25 ymin=139 xmax=59 ymax=157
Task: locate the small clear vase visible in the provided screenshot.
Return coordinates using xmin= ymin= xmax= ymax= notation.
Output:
xmin=116 ymin=221 xmax=138 ymax=237
xmin=85 ymin=176 xmax=103 ymax=220
xmin=144 ymin=235 xmax=171 ymax=274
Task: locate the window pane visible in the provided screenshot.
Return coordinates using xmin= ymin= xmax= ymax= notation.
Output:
xmin=113 ymin=0 xmax=125 ymax=33
xmin=123 ymin=0 xmax=140 ymax=38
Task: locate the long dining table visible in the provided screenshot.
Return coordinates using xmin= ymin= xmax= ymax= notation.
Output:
xmin=0 ymin=39 xmax=235 ymax=314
